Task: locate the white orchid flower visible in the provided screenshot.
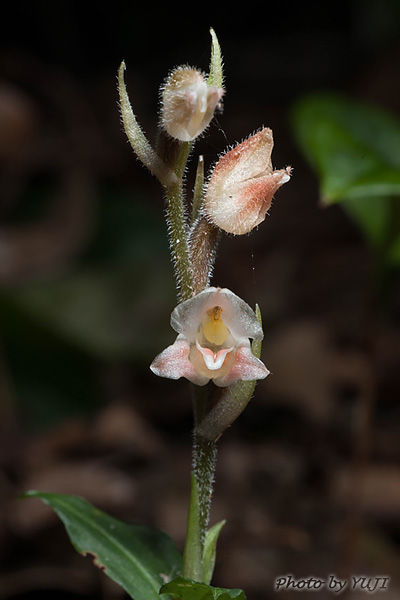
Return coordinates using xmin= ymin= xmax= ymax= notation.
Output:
xmin=150 ymin=287 xmax=269 ymax=387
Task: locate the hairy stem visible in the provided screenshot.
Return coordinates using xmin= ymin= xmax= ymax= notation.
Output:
xmin=192 ymin=435 xmax=217 ymax=548
xmin=164 ymin=143 xmax=194 ymax=301
xmin=165 ymin=182 xmax=193 ymax=301
xmin=182 ymin=473 xmax=203 ymax=580
xmin=192 ymin=385 xmax=217 ymax=548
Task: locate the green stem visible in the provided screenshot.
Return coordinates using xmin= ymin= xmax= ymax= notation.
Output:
xmin=193 ymin=386 xmax=217 ymax=547
xmin=165 ymin=142 xmax=218 ymax=580
xmin=165 ymin=182 xmax=193 ymax=301
xmin=192 ymin=434 xmax=217 ymax=548
xmin=164 ymin=143 xmax=194 ymax=302
xmin=182 ymin=385 xmax=218 ymax=582
xmin=182 ymin=473 xmax=203 ymax=580
xmin=175 ymin=142 xmax=192 ymax=181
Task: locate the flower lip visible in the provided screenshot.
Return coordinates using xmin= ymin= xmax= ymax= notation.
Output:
xmin=195 ymin=340 xmax=234 ymax=371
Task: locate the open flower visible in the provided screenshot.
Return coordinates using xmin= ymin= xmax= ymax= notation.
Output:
xmin=203 ymin=128 xmax=291 ymax=235
xmin=150 ymin=287 xmax=269 ymax=387
xmin=161 ymin=67 xmax=224 ymax=142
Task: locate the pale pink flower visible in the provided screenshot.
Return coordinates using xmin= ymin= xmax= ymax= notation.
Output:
xmin=203 ymin=128 xmax=291 ymax=235
xmin=150 ymin=287 xmax=269 ymax=387
xmin=161 ymin=67 xmax=224 ymax=142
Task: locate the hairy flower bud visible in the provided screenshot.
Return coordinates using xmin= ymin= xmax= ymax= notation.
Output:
xmin=161 ymin=67 xmax=224 ymax=142
xmin=203 ymin=128 xmax=291 ymax=235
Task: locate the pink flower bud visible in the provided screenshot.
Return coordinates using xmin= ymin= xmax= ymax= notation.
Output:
xmin=161 ymin=67 xmax=224 ymax=142
xmin=150 ymin=287 xmax=269 ymax=387
xmin=203 ymin=128 xmax=291 ymax=235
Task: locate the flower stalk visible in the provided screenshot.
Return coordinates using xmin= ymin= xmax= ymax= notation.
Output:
xmin=192 ymin=435 xmax=217 ymax=547
xmin=184 ymin=386 xmax=218 ymax=580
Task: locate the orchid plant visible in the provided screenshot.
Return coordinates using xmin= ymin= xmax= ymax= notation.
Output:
xmin=25 ymin=30 xmax=291 ymax=600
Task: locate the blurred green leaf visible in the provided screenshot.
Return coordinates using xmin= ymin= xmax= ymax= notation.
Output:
xmin=340 ymin=195 xmax=390 ymax=249
xmin=3 ymin=190 xmax=176 ymax=362
xmin=291 ymin=93 xmax=400 ymax=204
xmin=388 ymin=232 xmax=400 ymax=266
xmin=8 ymin=263 xmax=174 ymax=361
xmin=0 ymin=297 xmax=99 ymax=431
xmin=25 ymin=492 xmax=182 ymax=600
xmin=160 ymin=576 xmax=246 ymax=600
xmin=0 ymin=188 xmax=177 ymax=429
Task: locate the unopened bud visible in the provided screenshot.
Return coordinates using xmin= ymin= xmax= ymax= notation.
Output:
xmin=203 ymin=128 xmax=291 ymax=235
xmin=161 ymin=67 xmax=224 ymax=142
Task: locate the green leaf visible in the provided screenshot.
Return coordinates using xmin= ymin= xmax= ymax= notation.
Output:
xmin=24 ymin=491 xmax=182 ymax=600
xmin=160 ymin=576 xmax=246 ymax=600
xmin=291 ymin=93 xmax=400 ymax=204
xmin=202 ymin=520 xmax=226 ymax=585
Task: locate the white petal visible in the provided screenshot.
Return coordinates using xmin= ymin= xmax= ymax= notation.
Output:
xmin=171 ymin=287 xmax=263 ymax=342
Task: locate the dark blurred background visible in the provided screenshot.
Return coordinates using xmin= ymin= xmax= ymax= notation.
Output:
xmin=1 ymin=1 xmax=400 ymax=599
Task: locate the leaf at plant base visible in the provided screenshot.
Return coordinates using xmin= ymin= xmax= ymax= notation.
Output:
xmin=202 ymin=520 xmax=226 ymax=585
xmin=160 ymin=576 xmax=246 ymax=600
xmin=291 ymin=93 xmax=400 ymax=204
xmin=24 ymin=492 xmax=182 ymax=600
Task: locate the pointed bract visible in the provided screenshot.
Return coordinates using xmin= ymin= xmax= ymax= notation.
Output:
xmin=118 ymin=62 xmax=177 ymax=187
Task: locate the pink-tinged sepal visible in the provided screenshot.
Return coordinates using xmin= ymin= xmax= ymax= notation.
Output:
xmin=150 ymin=335 xmax=209 ymax=386
xmin=215 ymin=344 xmax=270 ymax=387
